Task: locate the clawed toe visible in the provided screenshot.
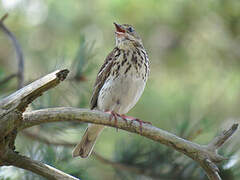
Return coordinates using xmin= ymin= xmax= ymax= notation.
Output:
xmin=130 ymin=118 xmax=152 ymax=133
xmin=105 ymin=111 xmax=128 ymax=124
xmin=104 ymin=111 xmax=151 ymax=133
xmin=105 ymin=111 xmax=124 ymax=131
xmin=120 ymin=115 xmax=130 ymax=124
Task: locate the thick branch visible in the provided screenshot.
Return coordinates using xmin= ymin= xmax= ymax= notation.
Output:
xmin=0 ymin=69 xmax=69 ymax=138
xmin=0 ymin=13 xmax=24 ymax=89
xmin=0 ymin=69 xmax=69 ymax=116
xmin=21 ymin=108 xmax=238 ymax=180
xmin=3 ymin=150 xmax=78 ymax=180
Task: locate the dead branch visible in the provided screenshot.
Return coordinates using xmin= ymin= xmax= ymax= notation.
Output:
xmin=0 ymin=69 xmax=69 ymax=138
xmin=0 ymin=69 xmax=71 ymax=179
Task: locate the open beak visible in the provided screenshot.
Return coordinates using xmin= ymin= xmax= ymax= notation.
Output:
xmin=113 ymin=22 xmax=125 ymax=36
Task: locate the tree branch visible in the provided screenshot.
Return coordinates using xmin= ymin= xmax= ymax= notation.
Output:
xmin=20 ymin=107 xmax=238 ymax=180
xmin=0 ymin=73 xmax=18 ymax=86
xmin=207 ymin=124 xmax=238 ymax=150
xmin=0 ymin=69 xmax=238 ymax=180
xmin=0 ymin=69 xmax=69 ymax=115
xmin=2 ymin=150 xmax=79 ymax=180
xmin=22 ymin=130 xmax=75 ymax=147
xmin=0 ymin=69 xmax=69 ymax=138
xmin=0 ymin=69 xmax=73 ymax=179
xmin=200 ymin=124 xmax=239 ymax=179
xmin=0 ymin=13 xmax=24 ymax=89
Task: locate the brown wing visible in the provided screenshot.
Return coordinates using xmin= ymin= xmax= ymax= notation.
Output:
xmin=90 ymin=47 xmax=120 ymax=109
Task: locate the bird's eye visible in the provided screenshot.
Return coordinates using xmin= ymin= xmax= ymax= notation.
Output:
xmin=128 ymin=27 xmax=134 ymax=32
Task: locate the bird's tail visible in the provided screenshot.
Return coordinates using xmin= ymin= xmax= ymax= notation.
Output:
xmin=72 ymin=124 xmax=104 ymax=158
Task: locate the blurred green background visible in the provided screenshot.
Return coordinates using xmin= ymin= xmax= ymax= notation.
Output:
xmin=0 ymin=0 xmax=240 ymax=179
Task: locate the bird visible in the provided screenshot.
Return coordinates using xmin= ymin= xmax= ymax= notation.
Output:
xmin=72 ymin=22 xmax=150 ymax=158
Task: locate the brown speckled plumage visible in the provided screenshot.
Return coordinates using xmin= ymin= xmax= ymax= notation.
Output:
xmin=72 ymin=23 xmax=149 ymax=158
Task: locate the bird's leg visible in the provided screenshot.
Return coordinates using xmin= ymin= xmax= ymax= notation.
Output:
xmin=105 ymin=110 xmax=119 ymax=124
xmin=105 ymin=110 xmax=130 ymax=132
xmin=104 ymin=110 xmax=122 ymax=131
xmin=121 ymin=115 xmax=152 ymax=133
xmin=104 ymin=111 xmax=150 ymax=133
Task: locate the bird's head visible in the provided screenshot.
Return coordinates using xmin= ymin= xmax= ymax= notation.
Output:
xmin=114 ymin=22 xmax=143 ymax=49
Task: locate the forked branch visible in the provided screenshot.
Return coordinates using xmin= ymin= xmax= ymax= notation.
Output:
xmin=20 ymin=108 xmax=238 ymax=180
xmin=0 ymin=68 xmax=238 ymax=179
xmin=0 ymin=69 xmax=71 ymax=179
xmin=0 ymin=66 xmax=238 ymax=180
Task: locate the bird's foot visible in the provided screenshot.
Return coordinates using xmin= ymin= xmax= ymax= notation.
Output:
xmin=121 ymin=115 xmax=152 ymax=133
xmin=104 ymin=111 xmax=151 ymax=133
xmin=105 ymin=110 xmax=127 ymax=131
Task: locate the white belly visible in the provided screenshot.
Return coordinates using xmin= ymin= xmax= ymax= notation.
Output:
xmin=97 ymin=74 xmax=146 ymax=114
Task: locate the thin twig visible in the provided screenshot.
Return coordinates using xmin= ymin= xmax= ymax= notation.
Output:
xmin=0 ymin=13 xmax=8 ymax=22
xmin=22 ymin=130 xmax=75 ymax=147
xmin=0 ymin=73 xmax=17 ymax=86
xmin=92 ymin=151 xmax=147 ymax=175
xmin=0 ymin=13 xmax=24 ymax=89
